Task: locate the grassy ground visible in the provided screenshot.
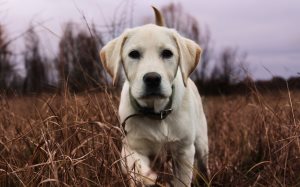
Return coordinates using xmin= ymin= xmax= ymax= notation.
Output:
xmin=0 ymin=88 xmax=299 ymax=186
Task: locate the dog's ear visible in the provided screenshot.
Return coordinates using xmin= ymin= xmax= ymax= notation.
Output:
xmin=152 ymin=6 xmax=165 ymax=26
xmin=100 ymin=33 xmax=127 ymax=86
xmin=173 ymin=32 xmax=202 ymax=86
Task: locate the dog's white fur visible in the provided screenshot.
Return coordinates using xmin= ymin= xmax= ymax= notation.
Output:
xmin=100 ymin=23 xmax=208 ymax=186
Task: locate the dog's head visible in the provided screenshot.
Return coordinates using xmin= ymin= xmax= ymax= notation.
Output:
xmin=100 ymin=7 xmax=201 ymax=110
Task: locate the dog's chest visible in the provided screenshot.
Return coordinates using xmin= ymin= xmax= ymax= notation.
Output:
xmin=126 ymin=120 xmax=182 ymax=155
xmin=125 ymin=115 xmax=193 ymax=152
xmin=127 ymin=118 xmax=177 ymax=141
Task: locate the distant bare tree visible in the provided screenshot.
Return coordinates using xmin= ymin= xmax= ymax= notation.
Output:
xmin=57 ymin=23 xmax=74 ymax=91
xmin=159 ymin=3 xmax=212 ymax=82
xmin=198 ymin=27 xmax=212 ymax=82
xmin=57 ymin=23 xmax=105 ymax=92
xmin=162 ymin=3 xmax=200 ymax=44
xmin=211 ymin=47 xmax=247 ymax=84
xmin=108 ymin=0 xmax=134 ymax=39
xmin=0 ymin=24 xmax=14 ymax=92
xmin=23 ymin=27 xmax=48 ymax=93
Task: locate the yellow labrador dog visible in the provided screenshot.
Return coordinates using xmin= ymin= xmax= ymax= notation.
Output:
xmin=100 ymin=7 xmax=208 ymax=187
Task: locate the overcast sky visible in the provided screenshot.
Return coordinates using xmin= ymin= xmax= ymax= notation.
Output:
xmin=1 ymin=0 xmax=300 ymax=80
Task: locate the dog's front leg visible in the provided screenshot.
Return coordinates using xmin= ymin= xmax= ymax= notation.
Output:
xmin=121 ymin=144 xmax=157 ymax=186
xmin=172 ymin=145 xmax=195 ymax=187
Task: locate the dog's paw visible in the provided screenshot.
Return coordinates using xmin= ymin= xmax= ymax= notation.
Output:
xmin=142 ymin=170 xmax=158 ymax=186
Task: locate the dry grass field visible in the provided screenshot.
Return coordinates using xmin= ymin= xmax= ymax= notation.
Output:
xmin=0 ymin=88 xmax=299 ymax=186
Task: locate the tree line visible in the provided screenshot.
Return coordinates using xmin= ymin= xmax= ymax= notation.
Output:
xmin=0 ymin=3 xmax=299 ymax=95
xmin=0 ymin=23 xmax=106 ymax=94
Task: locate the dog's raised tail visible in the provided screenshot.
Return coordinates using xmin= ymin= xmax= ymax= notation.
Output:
xmin=152 ymin=6 xmax=165 ymax=26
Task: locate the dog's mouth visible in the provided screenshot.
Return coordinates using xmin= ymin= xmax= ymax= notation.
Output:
xmin=130 ymin=85 xmax=174 ymax=112
xmin=134 ymin=91 xmax=172 ymax=113
xmin=139 ymin=92 xmax=167 ymax=99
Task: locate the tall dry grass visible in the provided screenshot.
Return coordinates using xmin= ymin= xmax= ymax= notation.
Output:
xmin=206 ymin=89 xmax=300 ymax=186
xmin=0 ymin=91 xmax=124 ymax=186
xmin=0 ymin=88 xmax=299 ymax=186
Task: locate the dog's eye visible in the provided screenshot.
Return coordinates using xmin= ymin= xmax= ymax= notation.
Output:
xmin=161 ymin=49 xmax=173 ymax=59
xmin=128 ymin=50 xmax=141 ymax=59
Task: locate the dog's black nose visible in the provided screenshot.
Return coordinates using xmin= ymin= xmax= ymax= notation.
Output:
xmin=143 ymin=72 xmax=161 ymax=88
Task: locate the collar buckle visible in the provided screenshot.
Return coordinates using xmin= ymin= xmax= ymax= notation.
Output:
xmin=160 ymin=108 xmax=173 ymax=120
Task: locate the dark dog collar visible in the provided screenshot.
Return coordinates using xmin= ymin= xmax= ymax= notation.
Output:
xmin=121 ymin=86 xmax=174 ymax=134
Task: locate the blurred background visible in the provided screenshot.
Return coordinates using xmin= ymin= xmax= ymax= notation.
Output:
xmin=0 ymin=0 xmax=299 ymax=94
